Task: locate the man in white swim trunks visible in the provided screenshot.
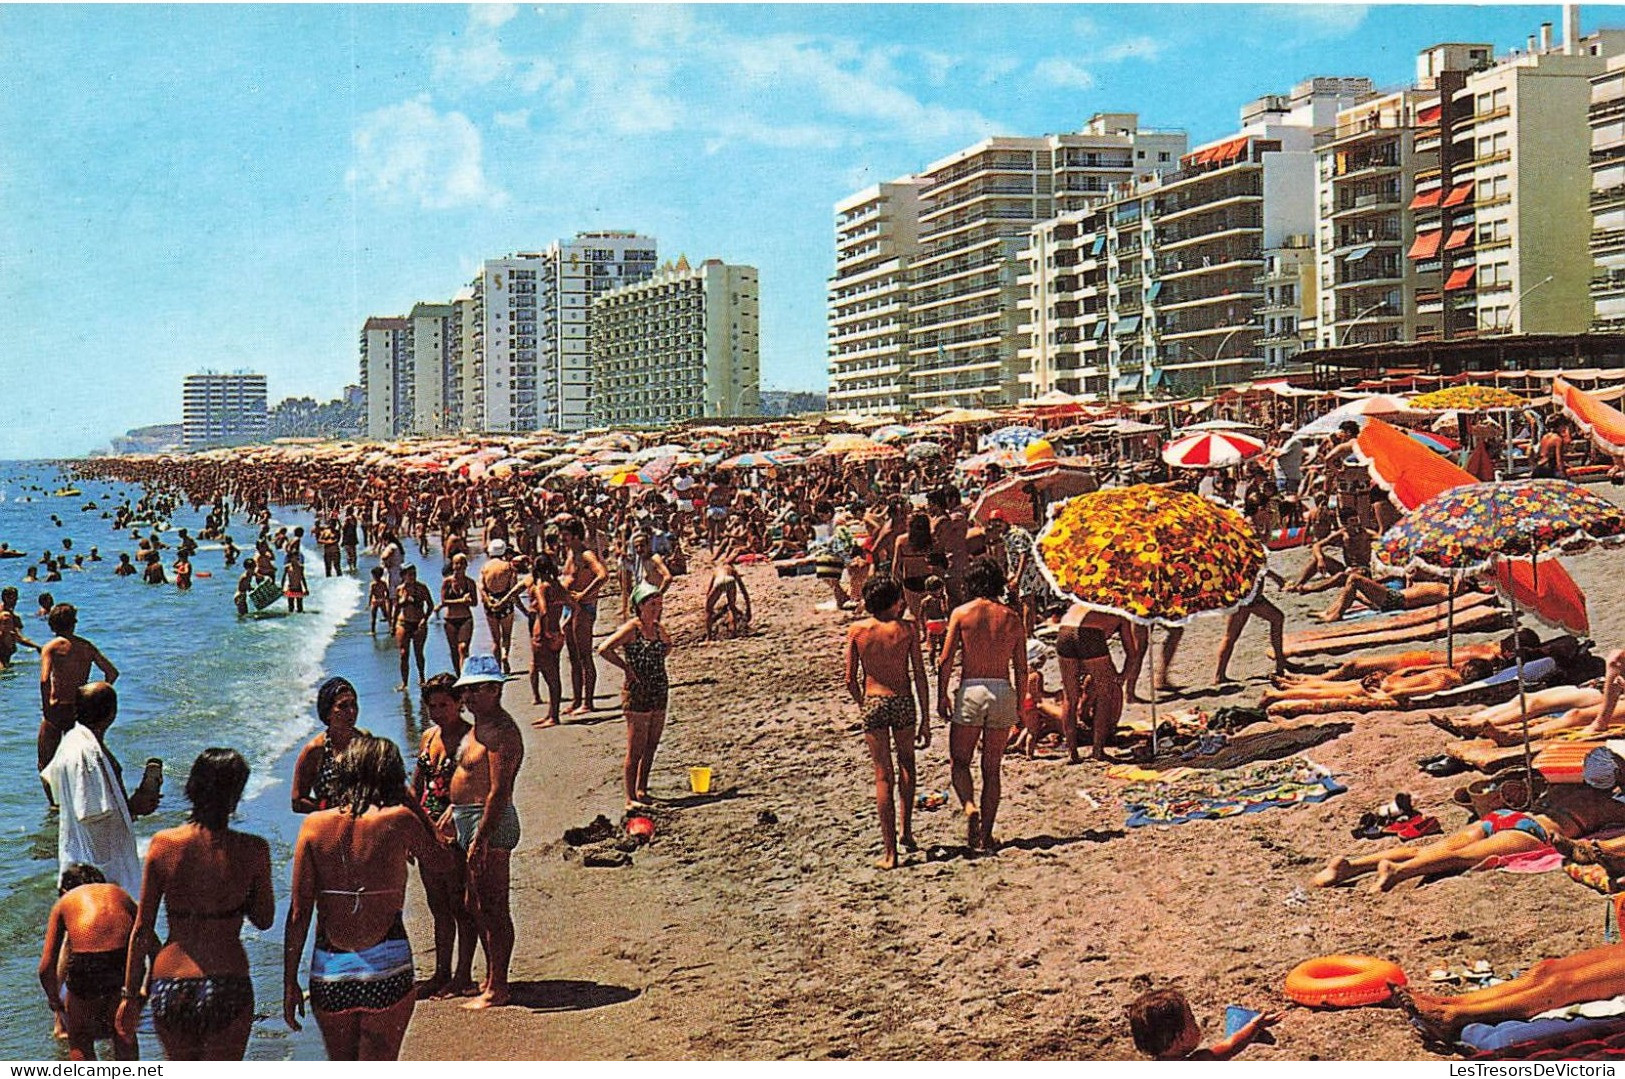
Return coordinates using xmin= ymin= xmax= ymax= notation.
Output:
xmin=937 ymin=558 xmax=1027 ymax=853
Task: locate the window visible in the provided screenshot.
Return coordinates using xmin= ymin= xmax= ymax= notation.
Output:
xmin=1136 ymin=150 xmax=1145 ymax=159
xmin=1158 ymin=152 xmax=1170 ymax=162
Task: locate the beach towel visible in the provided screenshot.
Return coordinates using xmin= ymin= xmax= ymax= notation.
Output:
xmin=1472 ymin=846 xmax=1565 ymax=874
xmin=1461 ymin=1011 xmax=1625 ymax=1056
xmin=1119 ymin=755 xmax=1344 ymax=828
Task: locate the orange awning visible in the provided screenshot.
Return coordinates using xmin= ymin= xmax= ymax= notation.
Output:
xmin=1408 ymin=230 xmax=1442 ymax=259
xmin=1442 ymin=182 xmax=1475 ymax=207
xmin=1417 ymin=103 xmax=1442 ymax=125
xmin=1409 ymin=188 xmax=1442 ymax=210
xmin=1444 ymin=227 xmax=1474 ymax=251
xmin=1444 ymin=265 xmax=1476 ymax=291
xmin=1219 ymin=137 xmax=1249 ymax=164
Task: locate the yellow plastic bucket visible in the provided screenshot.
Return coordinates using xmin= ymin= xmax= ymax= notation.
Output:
xmin=688 ymin=767 xmax=713 ymax=794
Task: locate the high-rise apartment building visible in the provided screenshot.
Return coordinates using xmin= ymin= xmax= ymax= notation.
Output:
xmin=408 ymin=302 xmax=453 ymax=435
xmin=590 ymin=257 xmax=761 ymax=428
xmin=182 ymin=372 xmax=267 ymax=450
xmin=1593 ymin=54 xmax=1625 ymax=329
xmin=1256 ymin=236 xmax=1319 ymax=368
xmin=448 ymin=286 xmax=477 ymax=432
xmin=834 ymin=115 xmax=1185 ymax=411
xmin=472 ymin=234 xmax=658 ymax=433
xmin=360 ymin=316 xmax=410 ymax=438
xmin=827 ymin=180 xmax=923 ymax=415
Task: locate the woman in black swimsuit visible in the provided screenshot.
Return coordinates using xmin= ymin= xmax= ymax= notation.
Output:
xmin=598 ymin=584 xmax=673 ymax=812
xmin=439 ymin=553 xmax=476 ymax=675
xmin=293 ymin=678 xmax=361 ymax=814
xmin=117 ymin=749 xmax=275 ymax=1060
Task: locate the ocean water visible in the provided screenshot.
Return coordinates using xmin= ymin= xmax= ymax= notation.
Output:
xmin=0 ymin=462 xmax=438 ymax=1061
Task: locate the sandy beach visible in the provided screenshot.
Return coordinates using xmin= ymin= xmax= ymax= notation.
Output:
xmin=400 ymin=515 xmax=1625 ymax=1061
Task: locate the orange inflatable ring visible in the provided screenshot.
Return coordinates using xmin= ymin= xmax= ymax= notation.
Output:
xmin=1284 ymin=955 xmax=1406 ymax=1007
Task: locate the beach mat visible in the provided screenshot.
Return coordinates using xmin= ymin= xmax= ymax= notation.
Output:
xmin=1285 ymin=597 xmax=1507 ymax=658
xmin=1119 ymin=755 xmax=1344 ymax=828
xmin=249 ymin=576 xmax=283 ymax=610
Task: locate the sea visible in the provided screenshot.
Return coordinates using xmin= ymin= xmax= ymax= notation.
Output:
xmin=0 ymin=461 xmax=445 ymax=1061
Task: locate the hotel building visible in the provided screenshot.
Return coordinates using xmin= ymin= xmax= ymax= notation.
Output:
xmin=589 ymin=257 xmax=761 ymax=428
xmin=182 ymin=372 xmax=268 ymax=450
xmin=360 ymin=316 xmax=410 ymax=438
xmin=826 ymin=179 xmax=923 ymax=415
xmin=407 ymin=302 xmax=453 ymax=435
xmin=1594 ymin=53 xmax=1625 ymax=329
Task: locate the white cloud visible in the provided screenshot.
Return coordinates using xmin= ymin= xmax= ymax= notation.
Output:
xmin=1033 ymin=58 xmax=1097 ymax=91
xmin=1100 ymin=36 xmax=1164 ymax=63
xmin=1278 ymin=5 xmax=1370 ymax=39
xmin=470 ymin=3 xmax=517 ymax=31
xmin=348 ymin=95 xmax=507 ymax=210
xmin=493 ymin=108 xmax=530 ymax=130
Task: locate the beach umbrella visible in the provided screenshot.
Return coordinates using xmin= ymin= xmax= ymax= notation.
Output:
xmin=719 ymin=451 xmax=782 ymax=470
xmin=1408 ymin=385 xmax=1526 ymax=412
xmin=550 ymin=460 xmax=593 ymax=482
xmin=1554 ymin=377 xmax=1625 ymax=458
xmin=955 ymin=448 xmax=1024 ymax=475
xmin=906 ymin=440 xmax=944 ymax=462
xmin=1291 ymin=396 xmax=1415 ymax=441
xmin=1402 ymin=429 xmax=1460 ymax=455
xmin=1036 ymin=485 xmax=1268 ymax=755
xmin=1160 ymin=430 xmax=1266 ymax=470
xmin=814 ymin=433 xmax=882 ymax=458
xmin=690 ymin=436 xmax=730 ymax=453
xmin=766 ymin=450 xmax=806 ymax=467
xmin=845 ymin=442 xmax=905 ymax=463
xmin=981 ymin=425 xmax=1046 ymax=451
xmin=1375 ymin=479 xmax=1625 ymax=784
xmin=633 ymin=443 xmax=689 ymax=463
xmin=971 ymin=462 xmax=1097 ymax=529
xmin=934 ymin=407 xmax=1003 ymax=425
xmin=606 ymin=468 xmax=657 ymax=488
xmin=871 ymin=424 xmax=917 ymax=444
xmin=1177 ymin=418 xmax=1265 ymax=434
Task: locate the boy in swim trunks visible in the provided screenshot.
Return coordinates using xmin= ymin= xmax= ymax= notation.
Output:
xmin=39 ymin=863 xmax=139 ymax=1061
xmin=845 ymin=575 xmax=931 ymax=870
xmin=937 ymin=558 xmax=1027 ymax=853
xmin=38 ymin=604 xmax=119 ymax=807
xmin=0 ymin=585 xmax=41 ymax=670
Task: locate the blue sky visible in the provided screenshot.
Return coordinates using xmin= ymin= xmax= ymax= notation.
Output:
xmin=0 ymin=2 xmax=1593 ymax=457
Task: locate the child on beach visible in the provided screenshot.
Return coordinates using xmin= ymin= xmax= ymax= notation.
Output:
xmin=918 ymin=577 xmax=948 ymax=662
xmin=844 ymin=575 xmax=931 ymax=870
xmin=368 ymin=565 xmax=390 ymax=632
xmin=1127 ymin=988 xmax=1279 ymax=1060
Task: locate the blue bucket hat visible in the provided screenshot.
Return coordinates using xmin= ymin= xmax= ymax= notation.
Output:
xmin=454 ymin=653 xmax=506 ymax=689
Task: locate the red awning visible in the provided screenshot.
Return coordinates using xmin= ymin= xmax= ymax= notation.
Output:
xmin=1407 ymin=230 xmax=1442 ymax=259
xmin=1444 ymin=227 xmax=1474 ymax=251
xmin=1444 ymin=265 xmax=1477 ymax=291
xmin=1409 ymin=187 xmax=1442 ymax=210
xmin=1442 ymin=182 xmax=1475 ymax=207
xmin=1219 ymin=137 xmax=1249 ymax=164
xmin=1417 ymin=103 xmax=1442 ymax=125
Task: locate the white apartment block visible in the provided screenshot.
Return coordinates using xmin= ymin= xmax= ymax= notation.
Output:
xmin=360 ymin=316 xmax=409 ymax=439
xmin=1256 ymin=236 xmax=1319 ymax=369
xmin=827 ymin=179 xmax=922 ymax=415
xmin=448 ymin=286 xmax=477 ymax=431
xmin=590 ymin=257 xmax=761 ymax=428
xmin=897 ymin=115 xmax=1186 ymax=409
xmin=182 ymin=372 xmax=267 ymax=450
xmin=1594 ymin=53 xmax=1625 ymax=329
xmin=474 ymin=234 xmax=658 ymax=434
xmin=408 ymin=302 xmax=453 ymax=435
xmin=1445 ymin=20 xmax=1625 ymax=337
xmin=1018 ymin=211 xmax=1110 ymax=398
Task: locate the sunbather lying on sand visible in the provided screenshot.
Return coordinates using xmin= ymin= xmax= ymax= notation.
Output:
xmin=1314 ymin=783 xmax=1625 ymax=893
xmin=1393 ymin=943 xmax=1625 ymax=1044
xmin=1311 ymin=631 xmax=1536 ymax=681
xmin=1319 ymin=571 xmax=1474 ymax=623
xmin=1436 ymin=685 xmax=1606 ymax=745
xmin=1265 ymin=660 xmax=1493 ymax=705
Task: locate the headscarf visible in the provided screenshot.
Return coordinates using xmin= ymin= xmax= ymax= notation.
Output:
xmin=316 ymin=676 xmax=356 ymax=725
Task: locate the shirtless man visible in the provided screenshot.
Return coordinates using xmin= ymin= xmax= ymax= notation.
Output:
xmin=1319 ymin=570 xmax=1471 ymax=623
xmin=1533 ymin=417 xmax=1570 ymax=480
xmin=38 ymin=604 xmax=118 ymax=806
xmin=845 ymin=575 xmax=931 ymax=869
xmin=559 ymin=519 xmax=607 ymax=715
xmin=39 ymin=864 xmax=139 ymax=1061
xmin=478 ymin=539 xmax=522 ymax=675
xmin=445 ymin=655 xmax=525 ymax=1010
xmin=1055 ymin=604 xmax=1139 ymax=763
xmin=394 ymin=566 xmax=434 ymax=690
xmin=930 ymin=486 xmax=972 ymax=608
xmin=937 ymin=558 xmax=1027 ymax=852
xmin=0 ymin=585 xmax=42 ymax=670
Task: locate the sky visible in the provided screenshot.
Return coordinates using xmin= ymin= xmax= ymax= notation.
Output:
xmin=0 ymin=2 xmax=1599 ymax=457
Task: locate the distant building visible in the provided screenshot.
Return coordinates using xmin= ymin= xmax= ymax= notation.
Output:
xmin=182 ymin=373 xmax=267 ymax=450
xmin=759 ymin=390 xmax=827 ymax=417
xmin=359 ymin=316 xmax=410 ymax=438
xmin=111 ymin=423 xmax=184 ymax=455
xmin=589 ymin=257 xmax=760 ymax=428
xmin=408 ymin=302 xmax=454 ymax=435
xmin=1593 ymin=51 xmax=1625 ymax=329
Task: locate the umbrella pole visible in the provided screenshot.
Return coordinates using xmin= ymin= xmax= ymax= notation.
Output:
xmin=1149 ymin=623 xmax=1159 ymax=758
xmin=1509 ymin=562 xmax=1534 ymax=806
xmin=1446 ymin=570 xmax=1456 ymax=668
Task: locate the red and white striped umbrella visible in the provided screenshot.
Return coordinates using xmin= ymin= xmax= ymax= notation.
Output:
xmin=1161 ymin=430 xmax=1266 ymax=469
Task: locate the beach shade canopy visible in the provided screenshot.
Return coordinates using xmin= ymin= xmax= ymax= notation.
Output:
xmin=1090 ymin=418 xmax=1166 ymax=437
xmin=550 ymin=460 xmax=593 ymax=482
xmin=1554 ymin=377 xmax=1625 ymax=457
xmin=766 ymin=450 xmax=806 ymax=467
xmin=972 ymin=462 xmax=1098 ymax=529
xmin=981 ymin=425 xmax=1047 ymax=451
xmin=690 ymin=436 xmax=730 ymax=453
xmin=1409 ymin=384 xmax=1526 ymax=412
xmin=956 ymin=448 xmax=1025 ymax=474
xmin=870 ymin=424 xmax=917 ymax=444
xmin=719 ymin=451 xmax=782 ymax=470
xmin=633 ymin=443 xmax=690 ymax=462
xmin=844 ymin=442 xmax=905 ymax=463
xmin=1357 ymin=417 xmax=1591 ymax=635
xmin=1375 ymin=479 xmax=1625 ymax=577
xmin=905 ymin=440 xmax=945 ymax=462
xmin=1161 ymin=430 xmax=1266 ymax=469
xmin=814 ymin=433 xmax=881 ymax=457
xmin=934 ymin=407 xmax=1003 ymax=425
xmin=1036 ymin=485 xmax=1267 ymax=626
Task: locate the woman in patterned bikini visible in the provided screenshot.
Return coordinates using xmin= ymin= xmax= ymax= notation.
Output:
xmin=285 ymin=734 xmax=450 ymax=1060
xmin=116 ymin=749 xmax=275 ymax=1060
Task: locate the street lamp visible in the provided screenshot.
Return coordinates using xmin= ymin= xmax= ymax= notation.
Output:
xmin=1494 ymin=274 xmax=1555 ymax=334
xmin=1184 ymin=325 xmax=1250 ymax=392
xmin=1339 ymin=299 xmax=1392 ymax=347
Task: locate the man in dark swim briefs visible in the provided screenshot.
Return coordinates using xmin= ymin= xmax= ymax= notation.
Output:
xmin=0 ymin=585 xmax=41 ymax=670
xmin=38 ymin=604 xmax=118 ymax=806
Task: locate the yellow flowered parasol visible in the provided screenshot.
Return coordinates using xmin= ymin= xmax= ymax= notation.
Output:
xmin=1037 ymin=485 xmax=1268 ymax=755
xmin=1408 ymin=385 xmax=1526 ymax=411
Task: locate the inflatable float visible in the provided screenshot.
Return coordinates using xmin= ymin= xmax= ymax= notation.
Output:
xmin=1284 ymin=955 xmax=1406 ymax=1007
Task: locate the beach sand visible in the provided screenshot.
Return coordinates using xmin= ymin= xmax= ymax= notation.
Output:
xmin=402 ymin=530 xmax=1625 ymax=1060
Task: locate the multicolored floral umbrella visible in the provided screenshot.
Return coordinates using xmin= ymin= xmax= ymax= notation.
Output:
xmin=1036 ymin=485 xmax=1267 ymax=627
xmin=1409 ymin=385 xmax=1526 ymax=412
xmin=606 ymin=468 xmax=657 ymax=488
xmin=1375 ymin=479 xmax=1625 ymax=576
xmin=1160 ymin=430 xmax=1265 ymax=469
xmin=981 ymin=425 xmax=1046 ymax=451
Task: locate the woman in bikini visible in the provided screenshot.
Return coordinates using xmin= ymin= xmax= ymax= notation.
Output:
xmin=293 ymin=677 xmax=362 ymax=814
xmin=598 ymin=583 xmax=673 ymax=812
xmin=526 ymin=554 xmax=571 ymax=724
xmin=890 ymin=513 xmax=944 ymax=626
xmin=411 ymin=675 xmax=477 ymax=998
xmin=116 ymin=749 xmax=275 ymax=1060
xmin=392 ymin=565 xmax=433 ymax=691
xmin=285 ymin=734 xmax=450 ymax=1060
xmin=439 ymin=553 xmax=477 ymax=675
xmin=1055 ymin=603 xmax=1137 ymax=764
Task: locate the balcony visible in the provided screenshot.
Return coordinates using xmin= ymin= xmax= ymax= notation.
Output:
xmin=1593 ymin=229 xmax=1625 ymax=256
xmin=1331 ymin=191 xmax=1403 ymax=218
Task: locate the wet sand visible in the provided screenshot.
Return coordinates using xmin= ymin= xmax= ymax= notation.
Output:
xmin=402 ymin=528 xmax=1625 ymax=1060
